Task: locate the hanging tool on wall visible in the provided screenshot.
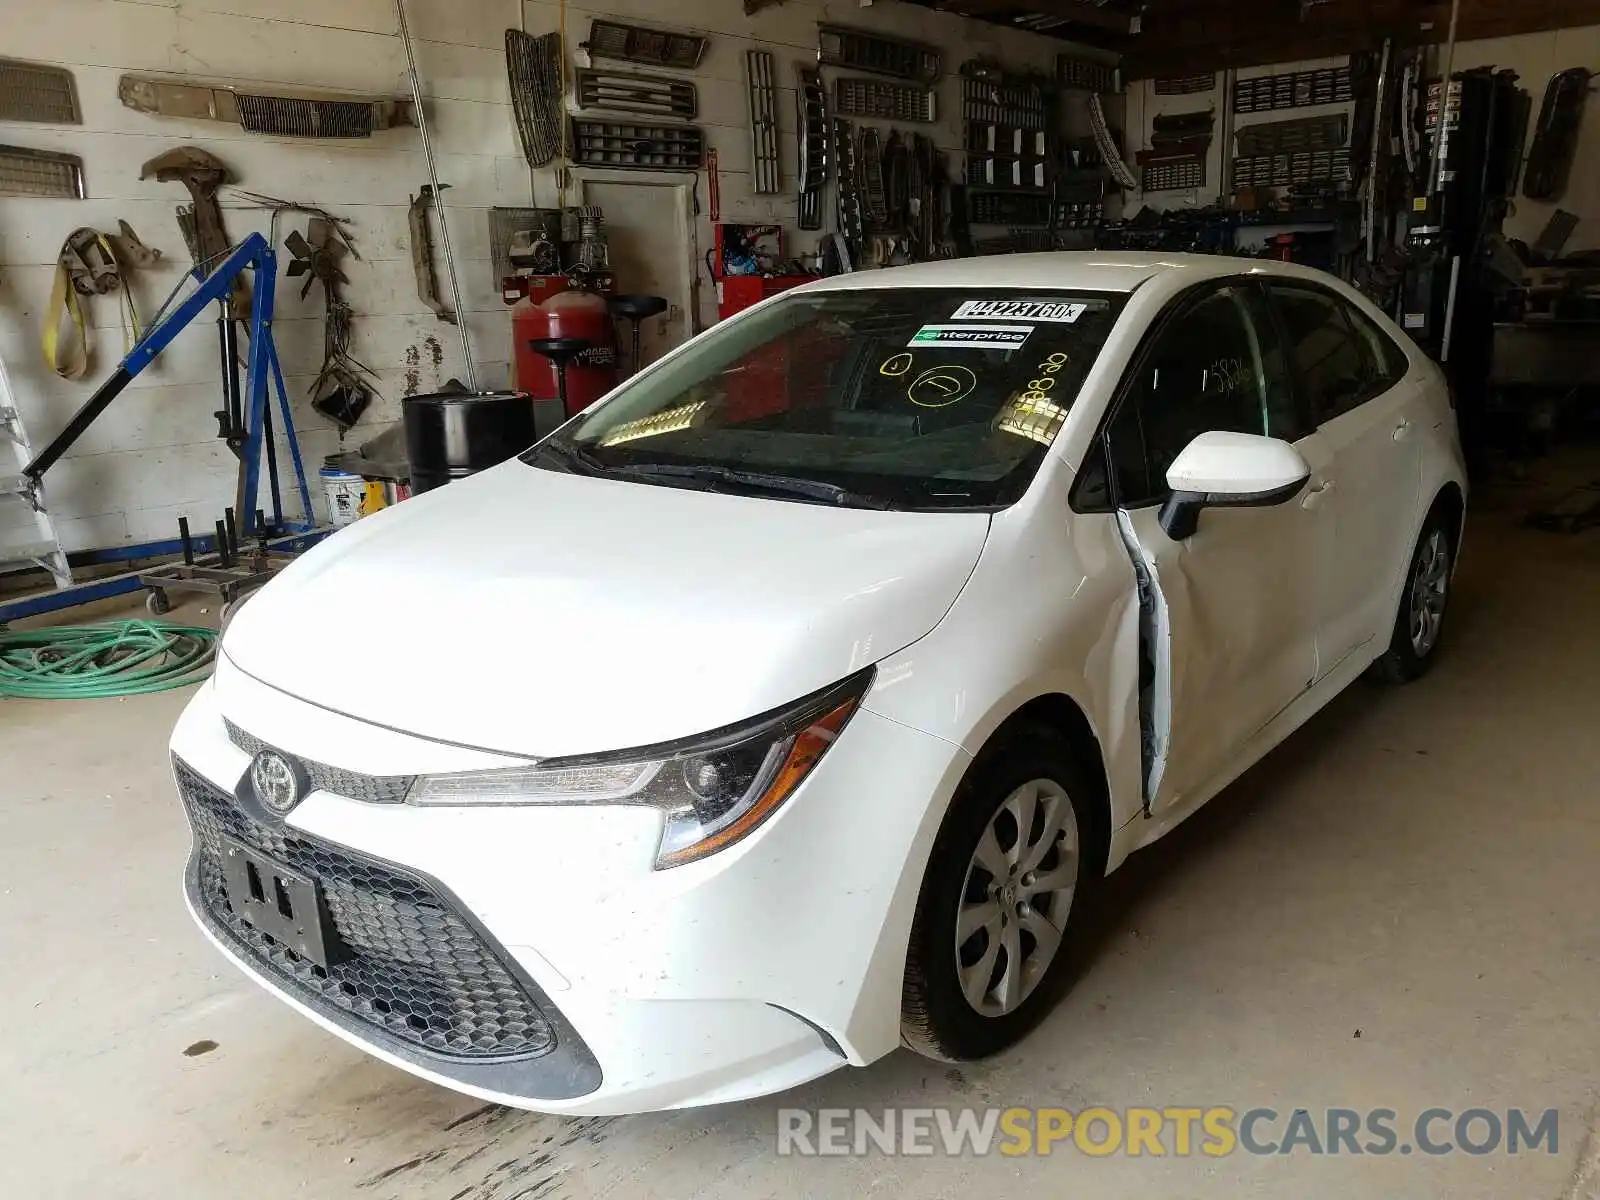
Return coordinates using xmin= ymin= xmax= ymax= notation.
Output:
xmin=409 ymin=183 xmax=457 ymax=325
xmin=706 ymin=148 xmax=722 ymax=222
xmin=141 ymin=148 xmax=246 ymax=313
xmin=286 ymin=218 xmax=379 ymax=432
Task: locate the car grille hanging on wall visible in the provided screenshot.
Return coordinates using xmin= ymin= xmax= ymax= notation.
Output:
xmin=796 ymin=66 xmax=830 ymax=231
xmin=584 ymin=19 xmax=708 ymax=70
xmin=834 ymin=77 xmax=935 ymax=124
xmin=818 ymin=25 xmax=940 ymax=84
xmin=745 ymin=51 xmax=782 ymax=195
xmin=117 ymin=76 xmax=414 ymax=137
xmin=506 ymin=30 xmax=566 ymax=167
xmin=0 ymin=146 xmax=85 ymax=198
xmin=576 ymin=68 xmax=697 ymax=119
xmin=834 ymin=117 xmax=864 ymax=248
xmin=570 ymin=120 xmax=706 ymax=170
xmin=0 ymin=58 xmax=81 ymax=123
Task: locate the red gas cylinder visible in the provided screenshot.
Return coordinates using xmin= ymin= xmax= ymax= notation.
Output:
xmin=512 ymin=289 xmax=618 ymax=418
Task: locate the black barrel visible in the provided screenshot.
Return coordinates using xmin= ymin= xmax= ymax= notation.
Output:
xmin=403 ymin=391 xmax=537 ymax=494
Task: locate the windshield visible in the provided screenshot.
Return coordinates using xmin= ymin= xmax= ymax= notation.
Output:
xmin=525 ymin=286 xmax=1128 ymax=510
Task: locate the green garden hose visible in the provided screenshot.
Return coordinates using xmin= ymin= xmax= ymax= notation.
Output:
xmin=0 ymin=620 xmax=218 ymax=699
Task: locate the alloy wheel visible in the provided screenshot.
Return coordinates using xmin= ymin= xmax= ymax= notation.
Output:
xmin=1409 ymin=528 xmax=1450 ymax=658
xmin=955 ymin=778 xmax=1078 ymax=1018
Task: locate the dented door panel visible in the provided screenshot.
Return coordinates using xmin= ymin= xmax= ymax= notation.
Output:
xmin=1117 ymin=436 xmax=1333 ymax=810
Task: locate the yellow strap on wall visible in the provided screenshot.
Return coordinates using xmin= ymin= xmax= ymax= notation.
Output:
xmin=41 ymin=231 xmax=142 ymax=381
xmin=41 ymin=260 xmax=89 ymax=381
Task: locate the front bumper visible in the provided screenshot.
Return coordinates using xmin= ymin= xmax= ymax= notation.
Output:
xmin=170 ymin=665 xmax=969 ymax=1115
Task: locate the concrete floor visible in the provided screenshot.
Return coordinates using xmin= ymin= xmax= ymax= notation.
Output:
xmin=4 ymin=501 xmax=1600 ymax=1200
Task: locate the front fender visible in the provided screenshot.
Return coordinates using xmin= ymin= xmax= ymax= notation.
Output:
xmin=862 ymin=498 xmax=1147 ymax=860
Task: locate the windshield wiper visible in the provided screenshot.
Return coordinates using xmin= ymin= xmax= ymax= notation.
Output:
xmin=615 ymin=463 xmax=894 ymax=509
xmin=530 ymin=439 xmax=608 ymax=475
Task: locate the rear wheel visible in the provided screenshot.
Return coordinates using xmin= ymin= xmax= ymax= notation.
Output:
xmin=901 ymin=724 xmax=1099 ymax=1061
xmin=1373 ymin=514 xmax=1453 ymax=684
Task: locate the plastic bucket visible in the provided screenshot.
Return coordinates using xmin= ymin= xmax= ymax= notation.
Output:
xmin=321 ymin=467 xmax=371 ymax=528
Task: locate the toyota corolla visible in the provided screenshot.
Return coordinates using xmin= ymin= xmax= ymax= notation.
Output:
xmin=171 ymin=253 xmax=1465 ymax=1115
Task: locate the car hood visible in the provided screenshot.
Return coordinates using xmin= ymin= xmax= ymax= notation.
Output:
xmin=222 ymin=460 xmax=990 ymax=757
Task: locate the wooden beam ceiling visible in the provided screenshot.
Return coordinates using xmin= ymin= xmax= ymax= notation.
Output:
xmin=935 ymin=0 xmax=1139 ymax=34
xmin=905 ymin=0 xmax=1600 ymax=77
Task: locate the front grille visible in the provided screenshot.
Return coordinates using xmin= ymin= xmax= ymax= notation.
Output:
xmin=224 ymin=719 xmax=414 ymax=804
xmin=236 ymin=93 xmax=373 ymax=137
xmin=177 ymin=758 xmax=554 ymax=1060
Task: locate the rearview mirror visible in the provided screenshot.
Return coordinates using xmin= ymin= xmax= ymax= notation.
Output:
xmin=1159 ymin=431 xmax=1311 ymax=540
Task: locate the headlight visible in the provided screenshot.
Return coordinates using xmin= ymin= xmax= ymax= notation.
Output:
xmin=407 ymin=669 xmax=873 ymax=869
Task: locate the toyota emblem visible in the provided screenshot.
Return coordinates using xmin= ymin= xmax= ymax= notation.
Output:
xmin=250 ymin=750 xmax=305 ymax=815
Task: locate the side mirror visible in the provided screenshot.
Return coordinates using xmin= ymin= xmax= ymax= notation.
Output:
xmin=1159 ymin=431 xmax=1311 ymax=540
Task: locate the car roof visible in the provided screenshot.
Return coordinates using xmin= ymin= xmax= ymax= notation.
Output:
xmin=795 ymin=252 xmax=1255 ymax=296
xmin=794 ymin=251 xmax=1338 ymax=297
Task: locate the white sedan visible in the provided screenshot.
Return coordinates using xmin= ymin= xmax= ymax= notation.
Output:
xmin=171 ymin=253 xmax=1465 ymax=1115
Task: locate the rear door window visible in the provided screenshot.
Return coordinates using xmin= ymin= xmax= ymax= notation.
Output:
xmin=1268 ymin=284 xmax=1394 ymax=423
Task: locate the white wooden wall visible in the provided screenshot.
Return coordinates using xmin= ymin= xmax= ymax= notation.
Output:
xmin=1 ymin=0 xmax=526 ymax=550
xmin=518 ymin=0 xmax=1095 ymax=267
xmin=0 ymin=0 xmax=1100 ymax=554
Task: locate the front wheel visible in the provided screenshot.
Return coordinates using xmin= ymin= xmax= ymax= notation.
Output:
xmin=901 ymin=724 xmax=1099 ymax=1062
xmin=1373 ymin=515 xmax=1454 ymax=684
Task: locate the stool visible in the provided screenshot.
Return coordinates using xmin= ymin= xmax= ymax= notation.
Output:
xmin=525 ymin=336 xmax=594 ymax=419
xmin=606 ymin=294 xmax=668 ymax=378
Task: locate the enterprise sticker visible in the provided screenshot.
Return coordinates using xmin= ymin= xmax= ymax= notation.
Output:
xmin=909 ymin=323 xmax=1032 ymax=350
xmin=951 ymin=299 xmax=1087 ymax=323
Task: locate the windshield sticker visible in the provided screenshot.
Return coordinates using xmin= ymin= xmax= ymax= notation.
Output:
xmin=878 ymin=352 xmax=914 ymax=377
xmin=909 ymin=324 xmax=1032 ymax=351
xmin=950 ymin=299 xmax=1087 ymax=323
xmin=907 ymin=365 xmax=978 ymax=408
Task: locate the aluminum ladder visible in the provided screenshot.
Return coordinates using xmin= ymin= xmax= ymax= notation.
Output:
xmin=0 ymin=352 xmax=71 ymax=591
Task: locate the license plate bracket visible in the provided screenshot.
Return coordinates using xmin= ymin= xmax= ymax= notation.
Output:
xmin=219 ymin=838 xmax=342 ymax=969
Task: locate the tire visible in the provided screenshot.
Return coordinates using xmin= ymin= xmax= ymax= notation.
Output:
xmin=1372 ymin=510 xmax=1454 ymax=684
xmin=901 ymin=722 xmax=1100 ymax=1062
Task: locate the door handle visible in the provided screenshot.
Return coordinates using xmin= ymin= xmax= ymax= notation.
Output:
xmin=1393 ymin=419 xmax=1414 ymax=442
xmin=1302 ymin=479 xmax=1336 ymax=510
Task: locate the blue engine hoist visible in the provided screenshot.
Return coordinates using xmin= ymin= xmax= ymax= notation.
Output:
xmin=22 ymin=231 xmax=313 ymax=537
